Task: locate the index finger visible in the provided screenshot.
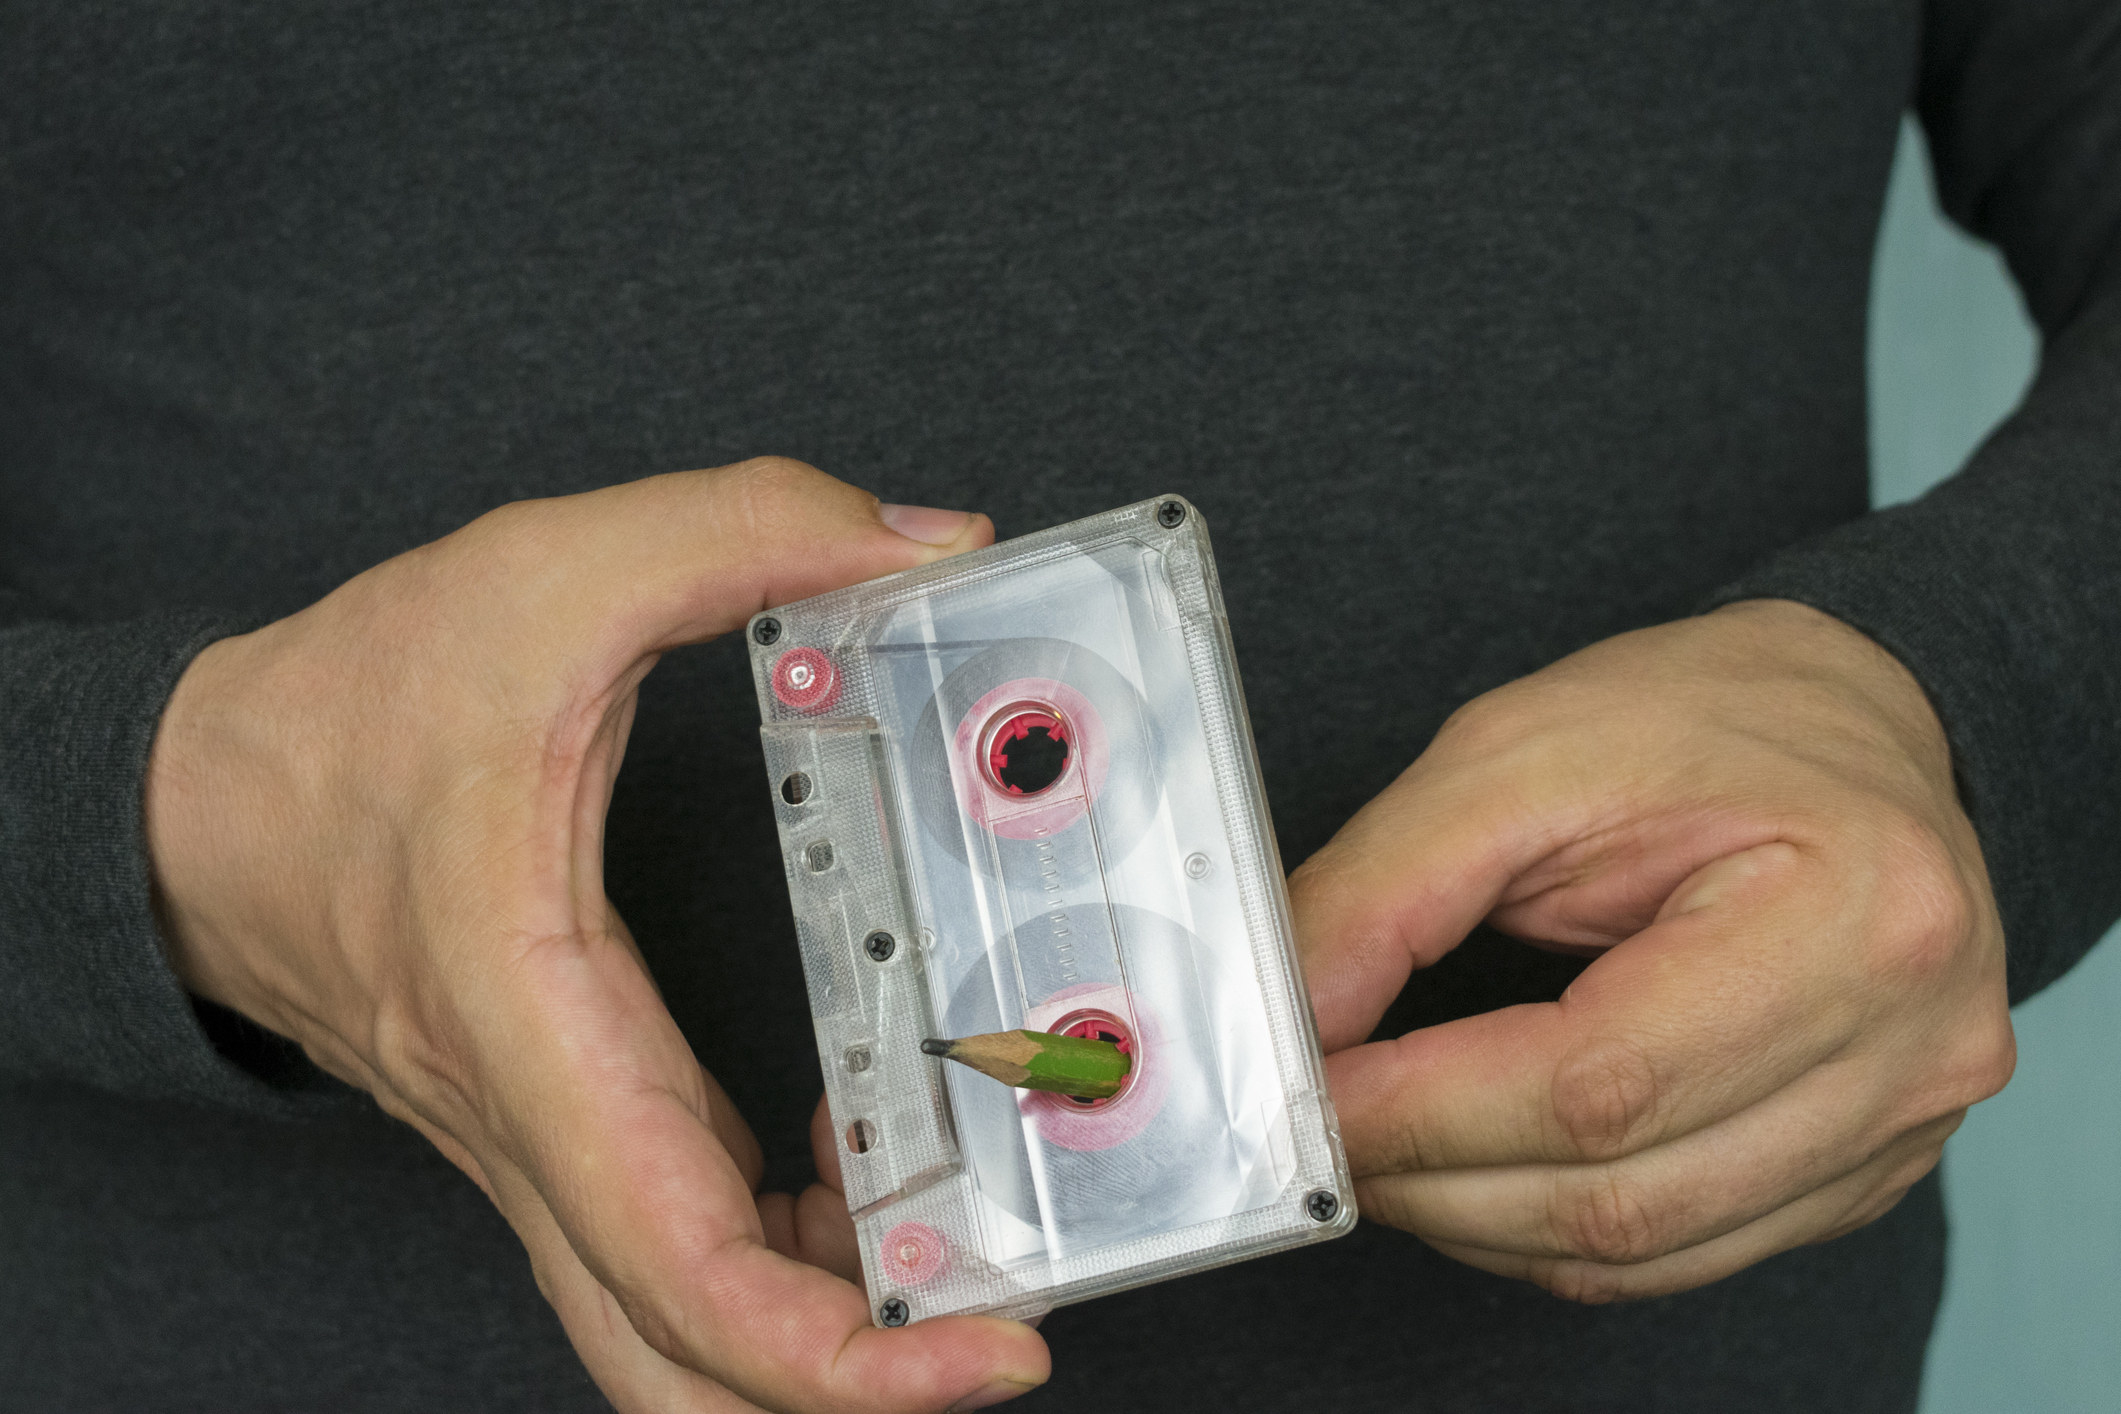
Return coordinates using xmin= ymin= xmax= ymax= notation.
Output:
xmin=1289 ymin=687 xmax=1790 ymax=1054
xmin=1324 ymin=844 xmax=1870 ymax=1174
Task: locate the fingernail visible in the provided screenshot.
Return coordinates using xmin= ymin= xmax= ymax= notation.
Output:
xmin=879 ymin=503 xmax=977 ymax=546
xmin=947 ymin=1377 xmax=1043 ymax=1411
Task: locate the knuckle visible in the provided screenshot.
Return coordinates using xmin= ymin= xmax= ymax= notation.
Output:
xmin=1537 ymin=1259 xmax=1630 ymax=1305
xmin=1821 ymin=1134 xmax=1953 ymax=1247
xmin=725 ymin=454 xmax=825 ymax=511
xmin=1968 ymin=1016 xmax=2019 ymax=1098
xmin=1552 ymin=1171 xmax=1666 ymax=1266
xmin=1888 ymin=1019 xmax=2012 ymax=1133
xmin=1432 ymin=689 xmax=1530 ymax=758
xmin=1884 ymin=1142 xmax=1945 ymax=1197
xmin=1372 ymin=1095 xmax=1447 ymax=1176
xmin=466 ymin=496 xmax=529 ymax=537
xmin=455 ymin=498 xmax=605 ymax=606
xmin=1549 ymin=1039 xmax=1666 ymax=1160
xmin=1860 ymin=819 xmax=1976 ymax=986
xmin=1346 ymin=1176 xmax=1416 ymax=1233
xmin=727 ymin=452 xmax=820 ymax=488
xmin=1829 ymin=1173 xmax=1924 ymax=1244
xmin=462 ymin=496 xmax=557 ymax=565
xmin=1940 ymin=1011 xmax=2017 ymax=1108
xmin=714 ymin=455 xmax=846 ymax=549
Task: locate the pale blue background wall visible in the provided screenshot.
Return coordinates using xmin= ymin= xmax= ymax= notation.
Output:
xmin=1867 ymin=117 xmax=2121 ymax=1414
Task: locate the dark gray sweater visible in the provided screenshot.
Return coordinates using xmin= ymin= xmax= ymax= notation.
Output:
xmin=4 ymin=2 xmax=2117 ymax=1410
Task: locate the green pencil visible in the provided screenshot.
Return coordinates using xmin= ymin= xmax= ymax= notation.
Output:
xmin=920 ymin=1029 xmax=1132 ymax=1100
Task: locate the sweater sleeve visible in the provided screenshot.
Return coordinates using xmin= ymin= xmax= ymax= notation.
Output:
xmin=0 ymin=599 xmax=339 ymax=1112
xmin=1707 ymin=1 xmax=2121 ymax=1003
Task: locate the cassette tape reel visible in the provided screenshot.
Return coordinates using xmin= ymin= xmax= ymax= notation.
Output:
xmin=749 ymin=495 xmax=1355 ymax=1326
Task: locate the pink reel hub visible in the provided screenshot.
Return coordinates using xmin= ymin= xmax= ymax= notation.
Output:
xmin=879 ymin=1221 xmax=949 ymax=1287
xmin=770 ymin=647 xmax=841 ymax=713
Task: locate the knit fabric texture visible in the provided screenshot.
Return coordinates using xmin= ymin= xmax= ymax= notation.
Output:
xmin=3 ymin=1 xmax=2116 ymax=1409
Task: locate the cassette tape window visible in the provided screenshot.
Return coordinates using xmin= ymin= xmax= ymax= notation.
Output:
xmin=750 ymin=496 xmax=1355 ymax=1326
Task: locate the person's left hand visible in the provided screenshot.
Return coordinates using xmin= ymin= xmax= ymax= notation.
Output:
xmin=1288 ymin=599 xmax=2016 ymax=1301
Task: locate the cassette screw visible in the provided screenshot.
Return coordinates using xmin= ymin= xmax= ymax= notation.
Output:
xmin=844 ymin=1045 xmax=873 ymax=1073
xmin=864 ymin=930 xmax=897 ymax=962
xmin=1184 ymin=851 xmax=1212 ymax=880
xmin=878 ymin=1297 xmax=910 ymax=1327
xmin=1156 ymin=499 xmax=1187 ymax=528
xmin=753 ymin=616 xmax=782 ymax=646
xmin=805 ymin=841 xmax=835 ymax=873
xmin=1305 ymin=1189 xmax=1341 ymax=1224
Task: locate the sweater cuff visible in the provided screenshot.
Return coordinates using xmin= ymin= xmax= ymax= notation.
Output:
xmin=0 ymin=610 xmax=348 ymax=1114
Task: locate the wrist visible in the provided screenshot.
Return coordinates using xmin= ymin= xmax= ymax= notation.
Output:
xmin=1707 ymin=598 xmax=1953 ymax=785
xmin=144 ymin=630 xmax=278 ymax=1014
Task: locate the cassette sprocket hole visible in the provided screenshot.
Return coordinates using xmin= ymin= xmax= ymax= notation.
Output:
xmin=983 ymin=705 xmax=1072 ymax=796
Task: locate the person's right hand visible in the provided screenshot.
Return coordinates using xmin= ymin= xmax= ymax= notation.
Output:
xmin=144 ymin=459 xmax=1049 ymax=1414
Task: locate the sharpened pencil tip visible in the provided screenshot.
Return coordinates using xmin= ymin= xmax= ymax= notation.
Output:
xmin=919 ymin=1038 xmax=950 ymax=1057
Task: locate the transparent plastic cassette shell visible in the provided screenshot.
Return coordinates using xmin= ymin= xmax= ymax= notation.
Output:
xmin=747 ymin=495 xmax=1355 ymax=1326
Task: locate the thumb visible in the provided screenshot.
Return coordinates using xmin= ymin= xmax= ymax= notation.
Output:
xmin=481 ymin=456 xmax=994 ymax=660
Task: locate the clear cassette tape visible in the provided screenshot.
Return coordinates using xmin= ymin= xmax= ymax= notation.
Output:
xmin=747 ymin=495 xmax=1355 ymax=1326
